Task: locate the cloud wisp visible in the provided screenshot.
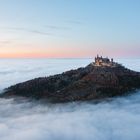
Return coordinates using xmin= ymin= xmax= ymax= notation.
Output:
xmin=45 ymin=25 xmax=71 ymax=30
xmin=3 ymin=27 xmax=52 ymax=36
xmin=0 ymin=40 xmax=11 ymax=45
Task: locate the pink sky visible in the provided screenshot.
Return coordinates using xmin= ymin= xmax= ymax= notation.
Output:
xmin=0 ymin=43 xmax=139 ymax=58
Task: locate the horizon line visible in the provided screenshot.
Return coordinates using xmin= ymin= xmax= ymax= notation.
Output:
xmin=0 ymin=57 xmax=139 ymax=59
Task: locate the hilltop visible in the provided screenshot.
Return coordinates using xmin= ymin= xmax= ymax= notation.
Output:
xmin=1 ymin=56 xmax=140 ymax=103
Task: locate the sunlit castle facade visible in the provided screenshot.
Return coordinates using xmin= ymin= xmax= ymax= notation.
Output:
xmin=94 ymin=55 xmax=114 ymax=66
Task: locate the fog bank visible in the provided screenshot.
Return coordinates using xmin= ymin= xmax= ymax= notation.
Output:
xmin=0 ymin=91 xmax=140 ymax=140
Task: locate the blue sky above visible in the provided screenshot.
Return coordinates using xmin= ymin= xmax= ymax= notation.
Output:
xmin=0 ymin=0 xmax=140 ymax=58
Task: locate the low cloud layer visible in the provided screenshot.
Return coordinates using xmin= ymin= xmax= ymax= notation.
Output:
xmin=0 ymin=91 xmax=140 ymax=140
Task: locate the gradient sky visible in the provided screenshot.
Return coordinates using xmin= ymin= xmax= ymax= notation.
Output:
xmin=0 ymin=0 xmax=140 ymax=58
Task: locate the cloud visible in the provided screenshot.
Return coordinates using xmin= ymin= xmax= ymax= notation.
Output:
xmin=45 ymin=25 xmax=71 ymax=30
xmin=3 ymin=27 xmax=52 ymax=36
xmin=0 ymin=90 xmax=140 ymax=140
xmin=0 ymin=40 xmax=11 ymax=44
xmin=28 ymin=29 xmax=52 ymax=36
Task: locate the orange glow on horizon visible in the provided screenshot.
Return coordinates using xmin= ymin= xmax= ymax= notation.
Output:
xmin=0 ymin=51 xmax=96 ymax=58
xmin=0 ymin=44 xmax=139 ymax=58
xmin=0 ymin=45 xmax=98 ymax=58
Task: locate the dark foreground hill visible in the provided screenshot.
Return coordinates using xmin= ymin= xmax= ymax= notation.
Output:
xmin=1 ymin=60 xmax=140 ymax=103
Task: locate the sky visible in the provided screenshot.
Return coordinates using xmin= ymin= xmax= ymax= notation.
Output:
xmin=0 ymin=0 xmax=140 ymax=58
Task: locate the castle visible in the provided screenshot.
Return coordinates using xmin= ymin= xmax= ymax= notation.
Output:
xmin=94 ymin=55 xmax=114 ymax=66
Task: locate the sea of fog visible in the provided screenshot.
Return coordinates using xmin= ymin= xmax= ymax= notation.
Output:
xmin=0 ymin=58 xmax=140 ymax=140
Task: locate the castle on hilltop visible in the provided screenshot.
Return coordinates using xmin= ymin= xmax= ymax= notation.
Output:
xmin=94 ymin=55 xmax=114 ymax=66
